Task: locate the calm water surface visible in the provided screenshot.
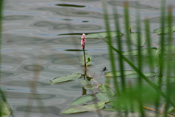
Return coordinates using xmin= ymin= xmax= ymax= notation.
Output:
xmin=1 ymin=0 xmax=175 ymax=117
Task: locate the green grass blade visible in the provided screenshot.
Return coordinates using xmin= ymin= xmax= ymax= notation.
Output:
xmin=112 ymin=7 xmax=126 ymax=92
xmin=164 ymin=6 xmax=173 ymax=116
xmin=155 ymin=0 xmax=166 ymax=115
xmin=0 ymin=0 xmax=15 ymax=117
xmin=102 ymin=1 xmax=120 ymax=94
xmin=144 ymin=19 xmax=154 ymax=72
xmin=124 ymin=2 xmax=133 ymax=60
xmin=135 ymin=1 xmax=144 ymax=116
xmin=103 ymin=39 xmax=175 ymax=108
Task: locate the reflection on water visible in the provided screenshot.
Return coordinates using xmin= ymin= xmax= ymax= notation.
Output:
xmin=6 ymin=92 xmax=55 ymax=99
xmin=23 ymin=65 xmax=44 ymax=71
xmin=56 ymin=3 xmax=85 ymax=8
xmin=2 ymin=0 xmax=175 ymax=116
xmin=16 ymin=106 xmax=61 ymax=115
xmin=108 ymin=1 xmax=159 ymax=9
xmin=4 ymin=15 xmax=32 ymax=20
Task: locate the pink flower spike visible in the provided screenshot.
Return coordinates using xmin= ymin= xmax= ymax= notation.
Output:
xmin=81 ymin=33 xmax=86 ymax=49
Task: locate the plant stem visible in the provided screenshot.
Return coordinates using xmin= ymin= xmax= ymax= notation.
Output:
xmin=83 ymin=48 xmax=87 ymax=80
xmin=82 ymin=48 xmax=87 ymax=95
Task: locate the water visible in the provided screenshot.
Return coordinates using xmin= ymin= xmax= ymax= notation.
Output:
xmin=1 ymin=0 xmax=175 ymax=117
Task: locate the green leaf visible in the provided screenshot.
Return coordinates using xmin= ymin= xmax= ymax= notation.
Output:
xmin=96 ymin=92 xmax=115 ymax=102
xmin=122 ymin=48 xmax=158 ymax=56
xmin=153 ymin=25 xmax=175 ymax=34
xmin=167 ymin=107 xmax=175 ymax=114
xmin=80 ymin=79 xmax=94 ymax=89
xmin=105 ymin=71 xmax=156 ymax=79
xmin=130 ymin=32 xmax=145 ymax=46
xmin=125 ymin=72 xmax=156 ymax=79
xmin=0 ymin=101 xmax=11 ymax=116
xmin=62 ymin=102 xmax=105 ymax=114
xmin=71 ymin=95 xmax=95 ymax=106
xmin=80 ymin=54 xmax=92 ymax=66
xmin=97 ymin=84 xmax=115 ymax=96
xmin=157 ymin=45 xmax=175 ymax=56
xmin=49 ymin=73 xmax=82 ymax=84
xmin=113 ymin=85 xmax=158 ymax=111
xmin=86 ymin=31 xmax=123 ymax=38
xmin=105 ymin=70 xmax=137 ymax=78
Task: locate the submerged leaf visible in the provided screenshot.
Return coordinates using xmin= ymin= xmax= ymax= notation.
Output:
xmin=153 ymin=25 xmax=175 ymax=34
xmin=62 ymin=102 xmax=105 ymax=114
xmin=97 ymin=84 xmax=115 ymax=96
xmin=80 ymin=54 xmax=92 ymax=66
xmin=0 ymin=101 xmax=11 ymax=116
xmin=71 ymin=95 xmax=95 ymax=106
xmin=122 ymin=48 xmax=158 ymax=56
xmin=105 ymin=71 xmax=156 ymax=79
xmin=49 ymin=73 xmax=82 ymax=84
xmin=130 ymin=32 xmax=145 ymax=46
xmin=86 ymin=31 xmax=123 ymax=38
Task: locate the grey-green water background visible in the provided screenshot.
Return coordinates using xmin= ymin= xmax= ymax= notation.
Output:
xmin=1 ymin=0 xmax=175 ymax=117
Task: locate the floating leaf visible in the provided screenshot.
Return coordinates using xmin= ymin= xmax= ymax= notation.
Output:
xmin=97 ymin=84 xmax=115 ymax=96
xmin=125 ymin=72 xmax=156 ymax=79
xmin=105 ymin=70 xmax=137 ymax=78
xmin=153 ymin=25 xmax=175 ymax=34
xmin=80 ymin=79 xmax=94 ymax=89
xmin=130 ymin=32 xmax=145 ymax=46
xmin=157 ymin=45 xmax=175 ymax=56
xmin=0 ymin=101 xmax=11 ymax=116
xmin=105 ymin=70 xmax=156 ymax=79
xmin=122 ymin=48 xmax=158 ymax=56
xmin=62 ymin=102 xmax=105 ymax=114
xmin=80 ymin=54 xmax=92 ymax=66
xmin=167 ymin=107 xmax=175 ymax=114
xmin=96 ymin=92 xmax=115 ymax=102
xmin=49 ymin=73 xmax=82 ymax=84
xmin=155 ymin=76 xmax=175 ymax=85
xmin=86 ymin=31 xmax=123 ymax=38
xmin=71 ymin=95 xmax=95 ymax=106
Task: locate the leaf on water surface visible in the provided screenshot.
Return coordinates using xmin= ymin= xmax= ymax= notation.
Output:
xmin=80 ymin=79 xmax=94 ymax=89
xmin=122 ymin=48 xmax=158 ymax=56
xmin=86 ymin=31 xmax=123 ymax=38
xmin=153 ymin=25 xmax=175 ymax=34
xmin=96 ymin=92 xmax=115 ymax=102
xmin=130 ymin=32 xmax=145 ymax=46
xmin=49 ymin=73 xmax=82 ymax=84
xmin=155 ymin=76 xmax=175 ymax=85
xmin=0 ymin=101 xmax=11 ymax=116
xmin=105 ymin=70 xmax=137 ymax=78
xmin=167 ymin=107 xmax=175 ymax=114
xmin=157 ymin=45 xmax=175 ymax=56
xmin=105 ymin=70 xmax=156 ymax=79
xmin=62 ymin=102 xmax=105 ymax=114
xmin=71 ymin=95 xmax=95 ymax=106
xmin=80 ymin=54 xmax=92 ymax=66
xmin=97 ymin=84 xmax=115 ymax=96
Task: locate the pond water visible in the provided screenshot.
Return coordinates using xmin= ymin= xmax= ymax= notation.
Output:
xmin=1 ymin=0 xmax=175 ymax=117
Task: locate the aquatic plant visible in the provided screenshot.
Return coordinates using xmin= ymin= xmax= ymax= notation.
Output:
xmin=49 ymin=0 xmax=175 ymax=116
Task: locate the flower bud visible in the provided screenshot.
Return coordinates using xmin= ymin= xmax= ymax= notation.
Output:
xmin=81 ymin=33 xmax=86 ymax=49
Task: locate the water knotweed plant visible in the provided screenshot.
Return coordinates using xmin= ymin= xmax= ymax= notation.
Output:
xmin=49 ymin=0 xmax=175 ymax=116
